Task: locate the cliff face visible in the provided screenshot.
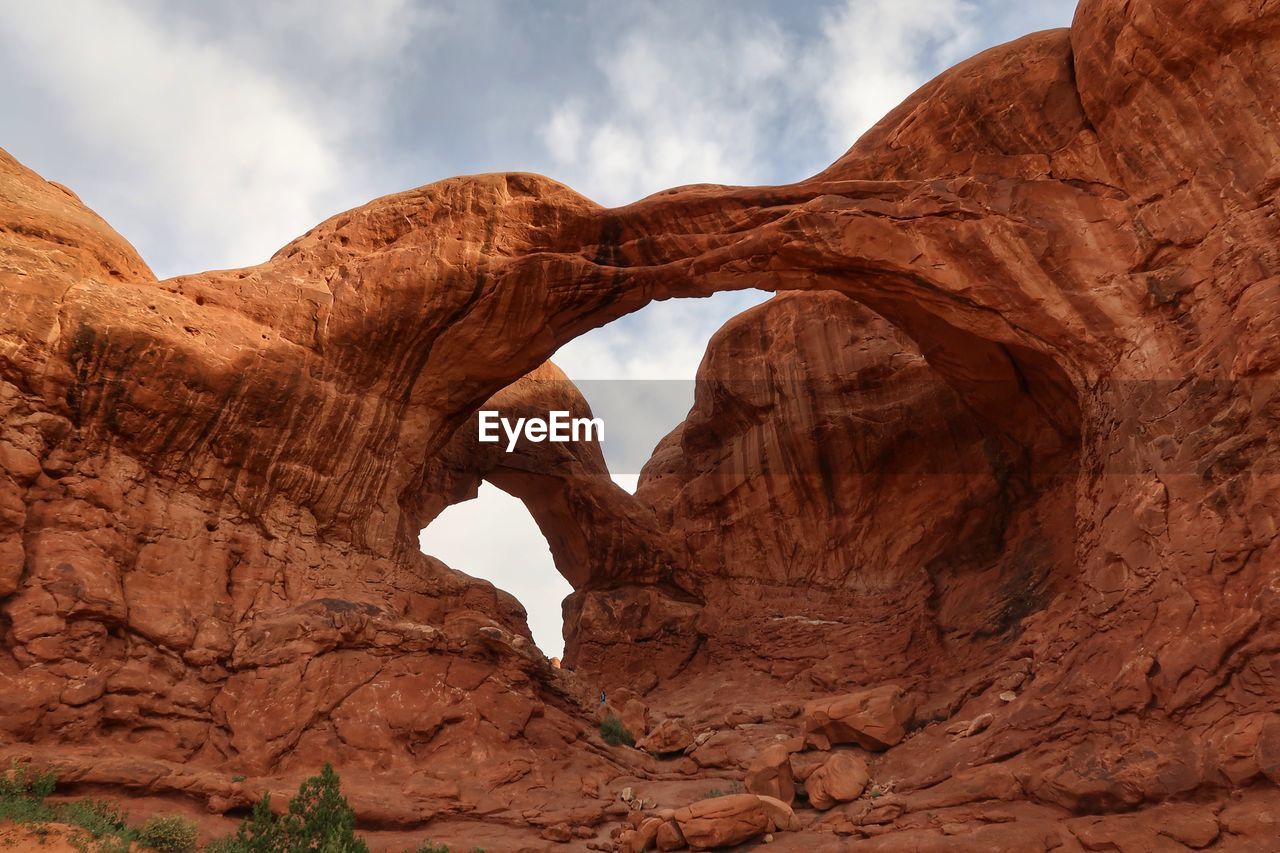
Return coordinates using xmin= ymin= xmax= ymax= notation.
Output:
xmin=1 ymin=0 xmax=1278 ymax=848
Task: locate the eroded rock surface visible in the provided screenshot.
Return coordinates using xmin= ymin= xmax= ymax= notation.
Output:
xmin=2 ymin=0 xmax=1279 ymax=849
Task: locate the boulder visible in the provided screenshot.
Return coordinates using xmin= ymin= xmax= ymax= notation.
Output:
xmin=672 ymin=794 xmax=769 ymax=849
xmin=635 ymin=816 xmax=664 ymax=849
xmin=540 ymin=823 xmax=572 ymax=843
xmin=755 ymin=795 xmax=800 ymax=832
xmin=638 ymin=718 xmax=695 ymax=755
xmin=617 ymin=829 xmax=642 ymax=852
xmin=744 ymin=743 xmax=795 ymax=804
xmin=805 ymin=752 xmax=870 ymax=810
xmin=802 ymin=685 xmax=914 ymax=750
xmin=655 ymin=819 xmax=686 ymax=851
xmin=622 ymin=698 xmax=650 ymax=739
xmin=687 ymin=730 xmax=755 ymax=768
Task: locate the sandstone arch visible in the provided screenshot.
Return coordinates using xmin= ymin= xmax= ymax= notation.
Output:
xmin=1 ymin=0 xmax=1277 ymax=841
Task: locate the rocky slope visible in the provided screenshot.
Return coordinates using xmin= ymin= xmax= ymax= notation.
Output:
xmin=2 ymin=0 xmax=1278 ymax=849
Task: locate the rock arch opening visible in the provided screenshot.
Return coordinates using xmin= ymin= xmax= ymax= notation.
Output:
xmin=415 ymin=268 xmax=1085 ymax=693
xmin=418 ymin=482 xmax=571 ymax=656
xmin=415 ymin=291 xmax=774 ymax=660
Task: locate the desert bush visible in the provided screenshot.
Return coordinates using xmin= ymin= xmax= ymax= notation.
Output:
xmin=137 ymin=814 xmax=199 ymax=851
xmin=0 ymin=795 xmax=52 ymax=824
xmin=599 ymin=714 xmax=634 ymax=747
xmin=0 ymin=761 xmax=57 ymax=824
xmin=0 ymin=762 xmax=204 ymax=853
xmin=0 ymin=762 xmax=57 ymax=801
xmin=57 ymin=798 xmax=129 ymax=838
xmin=700 ymin=781 xmax=742 ymax=800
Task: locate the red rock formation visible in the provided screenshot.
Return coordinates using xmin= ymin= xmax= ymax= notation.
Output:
xmin=804 ymin=753 xmax=870 ymax=811
xmin=0 ymin=153 xmax=634 ymax=840
xmin=802 ymin=686 xmax=914 ymax=752
xmin=671 ymin=794 xmax=769 ymax=850
xmin=2 ymin=0 xmax=1279 ymax=848
xmin=743 ymin=742 xmax=795 ymax=805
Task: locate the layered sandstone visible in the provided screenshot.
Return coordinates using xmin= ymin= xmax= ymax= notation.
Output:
xmin=2 ymin=0 xmax=1279 ymax=849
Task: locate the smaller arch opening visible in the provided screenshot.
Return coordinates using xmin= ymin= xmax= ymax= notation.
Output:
xmin=416 ymin=290 xmax=771 ymax=661
xmin=419 ymin=482 xmax=571 ymax=658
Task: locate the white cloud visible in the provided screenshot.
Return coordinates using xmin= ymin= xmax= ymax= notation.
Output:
xmin=815 ymin=0 xmax=979 ymax=149
xmin=543 ymin=103 xmax=586 ymax=163
xmin=246 ymin=0 xmax=422 ymax=64
xmin=554 ymin=296 xmax=740 ymax=382
xmin=536 ymin=12 xmax=797 ymax=205
xmin=537 ymin=0 xmax=979 ymax=206
xmin=0 ymin=0 xmax=423 ymax=275
xmin=419 ymin=484 xmax=572 ymax=657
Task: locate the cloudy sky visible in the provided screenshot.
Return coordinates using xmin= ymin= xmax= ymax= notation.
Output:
xmin=0 ymin=0 xmax=1078 ymax=655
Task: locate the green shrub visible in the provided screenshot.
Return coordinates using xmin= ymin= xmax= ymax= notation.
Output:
xmin=0 ymin=763 xmax=203 ymax=853
xmin=0 ymin=762 xmax=57 ymax=801
xmin=211 ymin=763 xmax=368 ymax=852
xmin=700 ymin=780 xmax=742 ymax=800
xmin=599 ymin=714 xmax=634 ymax=747
xmin=56 ymin=799 xmax=129 ymax=838
xmin=0 ymin=761 xmax=58 ymax=825
xmin=414 ymin=843 xmax=450 ymax=853
xmin=281 ymin=763 xmax=367 ymax=852
xmin=209 ymin=793 xmax=282 ymax=853
xmin=137 ymin=815 xmax=199 ymax=852
xmin=0 ymin=768 xmax=53 ymax=824
xmin=0 ymin=796 xmax=53 ymax=824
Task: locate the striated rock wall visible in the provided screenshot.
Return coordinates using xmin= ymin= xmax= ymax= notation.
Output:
xmin=630 ymin=291 xmax=1059 ymax=679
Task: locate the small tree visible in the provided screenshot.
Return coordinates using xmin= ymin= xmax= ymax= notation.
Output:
xmin=209 ymin=764 xmax=369 ymax=852
xmin=281 ymin=763 xmax=367 ymax=852
xmin=222 ymin=793 xmax=284 ymax=852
